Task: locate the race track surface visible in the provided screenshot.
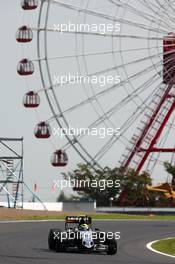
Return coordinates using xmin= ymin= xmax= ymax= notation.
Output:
xmin=0 ymin=220 xmax=174 ymax=264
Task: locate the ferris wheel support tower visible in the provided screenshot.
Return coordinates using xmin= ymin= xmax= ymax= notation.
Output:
xmin=122 ymin=35 xmax=175 ymax=181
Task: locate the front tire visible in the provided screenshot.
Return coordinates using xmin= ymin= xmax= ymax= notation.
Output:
xmin=56 ymin=239 xmax=66 ymax=252
xmin=106 ymin=239 xmax=117 ymax=255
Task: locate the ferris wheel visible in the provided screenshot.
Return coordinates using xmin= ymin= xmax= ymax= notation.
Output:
xmin=17 ymin=0 xmax=175 ymax=182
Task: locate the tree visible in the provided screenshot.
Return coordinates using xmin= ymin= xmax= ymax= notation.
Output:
xmin=117 ymin=168 xmax=153 ymax=206
xmin=62 ymin=164 xmax=153 ymax=206
xmin=56 ymin=190 xmax=67 ymax=202
xmin=164 ymin=162 xmax=175 ymax=188
xmin=62 ymin=164 xmax=121 ymax=206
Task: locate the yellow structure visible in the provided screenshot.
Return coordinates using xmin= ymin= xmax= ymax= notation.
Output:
xmin=146 ymin=183 xmax=175 ymax=199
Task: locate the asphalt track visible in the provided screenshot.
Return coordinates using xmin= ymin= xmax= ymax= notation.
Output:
xmin=0 ymin=220 xmax=174 ymax=264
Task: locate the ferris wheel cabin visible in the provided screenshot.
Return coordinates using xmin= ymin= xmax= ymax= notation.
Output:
xmin=51 ymin=150 xmax=68 ymax=167
xmin=35 ymin=122 xmax=51 ymax=139
xmin=16 ymin=26 xmax=33 ymax=43
xmin=21 ymin=0 xmax=38 ymax=10
xmin=23 ymin=91 xmax=40 ymax=108
xmin=17 ymin=59 xmax=34 ymax=76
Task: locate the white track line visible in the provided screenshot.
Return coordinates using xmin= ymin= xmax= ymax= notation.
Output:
xmin=147 ymin=238 xmax=175 ymax=259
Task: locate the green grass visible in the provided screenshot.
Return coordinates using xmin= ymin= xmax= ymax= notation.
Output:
xmin=18 ymin=214 xmax=175 ymax=221
xmin=152 ymin=238 xmax=175 ymax=255
xmin=91 ymin=214 xmax=175 ymax=221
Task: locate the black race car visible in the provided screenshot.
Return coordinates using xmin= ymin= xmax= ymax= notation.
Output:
xmin=48 ymin=215 xmax=117 ymax=255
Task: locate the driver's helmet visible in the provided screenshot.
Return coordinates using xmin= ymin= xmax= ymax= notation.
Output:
xmin=79 ymin=223 xmax=89 ymax=231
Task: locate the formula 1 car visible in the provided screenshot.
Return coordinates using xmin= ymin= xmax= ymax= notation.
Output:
xmin=48 ymin=215 xmax=117 ymax=255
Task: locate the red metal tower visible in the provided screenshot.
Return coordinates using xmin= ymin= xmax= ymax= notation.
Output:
xmin=121 ymin=34 xmax=175 ymax=182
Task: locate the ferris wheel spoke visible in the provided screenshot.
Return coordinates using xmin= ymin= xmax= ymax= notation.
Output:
xmin=90 ymin=76 xmax=161 ymax=129
xmin=118 ymin=87 xmax=164 ymax=134
xmin=93 ymin=135 xmax=119 ymax=162
xmin=143 ymin=0 xmax=175 ymax=26
xmin=48 ymin=49 xmax=163 ymax=94
xmin=47 ymin=58 xmax=163 ymax=124
xmin=84 ymin=72 xmax=161 ymax=130
xmin=113 ymin=78 xmax=165 ymax=133
xmin=92 ymin=84 xmax=164 ymax=163
xmin=41 ymin=47 xmax=174 ymax=101
xmin=164 ymin=0 xmax=175 ymax=14
xmin=43 ymin=26 xmax=167 ymax=40
xmin=49 ymin=0 xmax=171 ymax=34
xmin=154 ymin=0 xmax=175 ymax=14
xmin=53 ymin=84 xmax=150 ymax=155
xmin=108 ymin=0 xmax=175 ymax=31
xmin=51 ymin=65 xmax=163 ymax=126
xmin=57 ymin=73 xmax=162 ymax=155
xmin=41 ymin=27 xmax=166 ymax=40
xmin=32 ymin=49 xmax=139 ymax=62
xmin=140 ymin=0 xmax=175 ymax=23
xmin=31 ymin=40 xmax=170 ymax=62
xmin=142 ymin=2 xmax=175 ymax=34
xmin=93 ymin=123 xmax=140 ymax=163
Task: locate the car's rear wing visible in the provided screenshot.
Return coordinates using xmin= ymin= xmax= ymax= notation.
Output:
xmin=65 ymin=215 xmax=92 ymax=229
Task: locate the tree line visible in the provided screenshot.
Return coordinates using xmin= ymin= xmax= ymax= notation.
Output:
xmin=57 ymin=162 xmax=175 ymax=207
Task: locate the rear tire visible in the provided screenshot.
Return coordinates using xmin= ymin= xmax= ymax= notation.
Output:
xmin=48 ymin=229 xmax=61 ymax=250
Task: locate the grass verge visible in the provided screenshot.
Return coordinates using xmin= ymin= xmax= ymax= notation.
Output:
xmin=26 ymin=214 xmax=175 ymax=221
xmin=152 ymin=238 xmax=175 ymax=256
xmin=1 ymin=208 xmax=175 ymax=221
